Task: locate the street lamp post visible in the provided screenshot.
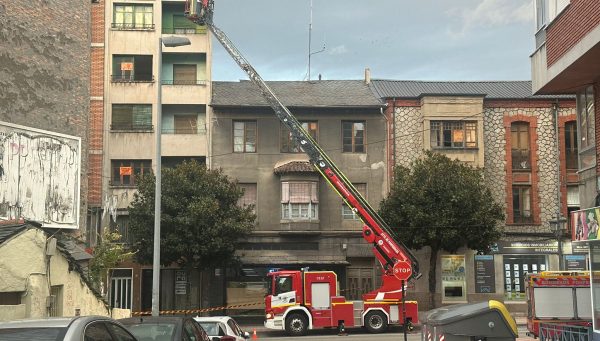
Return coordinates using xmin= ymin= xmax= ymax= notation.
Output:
xmin=152 ymin=35 xmax=191 ymax=317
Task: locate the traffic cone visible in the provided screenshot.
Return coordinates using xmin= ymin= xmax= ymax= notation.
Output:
xmin=252 ymin=328 xmax=258 ymax=339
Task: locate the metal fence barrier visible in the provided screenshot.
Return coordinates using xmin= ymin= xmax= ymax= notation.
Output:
xmin=540 ymin=323 xmax=593 ymax=341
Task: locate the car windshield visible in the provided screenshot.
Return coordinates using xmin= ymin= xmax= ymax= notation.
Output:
xmin=0 ymin=328 xmax=64 ymax=341
xmin=126 ymin=323 xmax=176 ymax=341
xmin=197 ymin=322 xmax=219 ymax=336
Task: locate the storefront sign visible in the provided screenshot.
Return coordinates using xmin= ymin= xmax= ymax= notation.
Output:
xmin=474 ymin=255 xmax=495 ymax=293
xmin=571 ymin=207 xmax=600 ymax=242
xmin=175 ymin=270 xmax=187 ymax=295
xmin=565 ymin=255 xmax=587 ymax=271
xmin=492 ymin=241 xmax=558 ymax=254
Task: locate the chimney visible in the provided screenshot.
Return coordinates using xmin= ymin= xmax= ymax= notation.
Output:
xmin=364 ymin=68 xmax=371 ymax=84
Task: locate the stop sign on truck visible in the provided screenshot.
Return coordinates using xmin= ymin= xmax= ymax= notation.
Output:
xmin=393 ymin=260 xmax=412 ymax=280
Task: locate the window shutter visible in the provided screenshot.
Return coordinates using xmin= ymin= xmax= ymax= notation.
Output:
xmin=311 ymin=182 xmax=319 ymax=203
xmin=290 ymin=183 xmax=310 ymax=203
xmin=281 ymin=182 xmax=289 ymax=203
xmin=173 ymin=64 xmax=197 ymax=84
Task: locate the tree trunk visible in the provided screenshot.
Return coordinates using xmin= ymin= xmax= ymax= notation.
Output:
xmin=428 ymin=247 xmax=439 ymax=309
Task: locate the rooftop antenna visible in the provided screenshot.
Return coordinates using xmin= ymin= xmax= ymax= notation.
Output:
xmin=307 ymin=0 xmax=325 ymax=81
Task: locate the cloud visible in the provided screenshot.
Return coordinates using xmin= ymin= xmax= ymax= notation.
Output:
xmin=327 ymin=45 xmax=348 ymax=55
xmin=447 ymin=0 xmax=533 ymax=38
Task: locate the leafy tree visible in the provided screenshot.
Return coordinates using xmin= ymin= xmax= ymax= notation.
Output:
xmin=379 ymin=151 xmax=504 ymax=308
xmin=128 ymin=160 xmax=255 ymax=269
xmin=89 ymin=229 xmax=136 ymax=293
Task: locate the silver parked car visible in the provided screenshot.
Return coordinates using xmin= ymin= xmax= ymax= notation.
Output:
xmin=0 ymin=315 xmax=137 ymax=341
xmin=193 ymin=316 xmax=250 ymax=341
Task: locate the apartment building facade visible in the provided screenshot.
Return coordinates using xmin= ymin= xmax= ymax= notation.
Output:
xmin=94 ymin=0 xmax=212 ymax=312
xmin=210 ymin=80 xmax=389 ymax=313
xmin=530 ymin=0 xmax=600 ymax=336
xmin=370 ymin=80 xmax=577 ymax=311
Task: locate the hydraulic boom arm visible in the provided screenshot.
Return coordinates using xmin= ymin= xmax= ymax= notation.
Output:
xmin=185 ymin=0 xmax=420 ymax=285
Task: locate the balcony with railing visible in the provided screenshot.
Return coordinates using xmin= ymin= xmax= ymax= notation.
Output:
xmin=512 ymin=149 xmax=531 ymax=170
xmin=111 ymin=74 xmax=154 ymax=83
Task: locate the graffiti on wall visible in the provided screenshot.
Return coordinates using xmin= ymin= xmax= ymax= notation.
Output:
xmin=0 ymin=121 xmax=81 ymax=229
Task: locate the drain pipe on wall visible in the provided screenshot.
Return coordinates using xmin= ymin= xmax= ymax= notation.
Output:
xmin=552 ymin=100 xmax=564 ymax=271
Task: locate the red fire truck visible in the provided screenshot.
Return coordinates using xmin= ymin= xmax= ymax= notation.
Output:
xmin=186 ymin=1 xmax=421 ymax=336
xmin=525 ymin=271 xmax=592 ymax=337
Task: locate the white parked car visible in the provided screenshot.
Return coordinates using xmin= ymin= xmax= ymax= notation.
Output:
xmin=193 ymin=316 xmax=250 ymax=341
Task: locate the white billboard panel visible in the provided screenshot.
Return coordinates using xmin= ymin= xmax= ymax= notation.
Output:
xmin=0 ymin=121 xmax=81 ymax=229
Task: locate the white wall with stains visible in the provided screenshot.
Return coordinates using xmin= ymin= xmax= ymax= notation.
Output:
xmin=0 ymin=122 xmax=81 ymax=229
xmin=0 ymin=228 xmax=110 ymax=320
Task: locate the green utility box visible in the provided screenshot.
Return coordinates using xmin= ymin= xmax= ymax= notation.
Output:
xmin=421 ymin=300 xmax=518 ymax=341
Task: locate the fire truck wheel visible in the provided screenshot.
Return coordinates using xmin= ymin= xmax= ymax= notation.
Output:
xmin=285 ymin=313 xmax=308 ymax=336
xmin=364 ymin=311 xmax=388 ymax=333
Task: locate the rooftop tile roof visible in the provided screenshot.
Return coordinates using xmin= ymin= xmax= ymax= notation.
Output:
xmin=274 ymin=160 xmax=316 ymax=174
xmin=212 ymin=80 xmax=384 ymax=107
xmin=369 ymin=80 xmax=574 ymax=99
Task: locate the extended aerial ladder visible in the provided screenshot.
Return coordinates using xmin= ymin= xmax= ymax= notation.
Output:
xmin=185 ymin=0 xmax=420 ymax=297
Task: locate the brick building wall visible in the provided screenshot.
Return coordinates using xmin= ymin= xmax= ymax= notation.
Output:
xmin=546 ymin=0 xmax=600 ymax=66
xmin=89 ymin=0 xmax=105 ymax=207
xmin=0 ymin=1 xmax=91 ymax=235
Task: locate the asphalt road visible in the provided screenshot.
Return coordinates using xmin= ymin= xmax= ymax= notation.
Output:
xmin=242 ymin=324 xmax=533 ymax=340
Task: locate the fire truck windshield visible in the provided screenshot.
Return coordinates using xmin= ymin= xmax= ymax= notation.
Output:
xmin=275 ymin=276 xmax=293 ymax=295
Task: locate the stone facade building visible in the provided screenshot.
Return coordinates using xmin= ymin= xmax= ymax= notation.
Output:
xmin=370 ymin=80 xmax=577 ymax=311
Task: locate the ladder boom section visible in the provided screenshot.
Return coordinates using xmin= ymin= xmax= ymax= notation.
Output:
xmin=186 ymin=1 xmax=419 ymax=281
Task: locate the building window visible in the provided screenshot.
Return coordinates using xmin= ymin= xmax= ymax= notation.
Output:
xmin=281 ymin=121 xmax=318 ymax=153
xmin=109 ymin=214 xmax=131 ymax=244
xmin=512 ymin=186 xmax=532 ymax=224
xmin=535 ymin=0 xmax=546 ymax=30
xmin=110 ymin=269 xmax=133 ymax=309
xmin=578 ymin=86 xmax=596 ymax=170
xmin=511 ymin=122 xmax=531 ymax=170
xmin=111 ymin=160 xmax=152 ymax=186
xmin=564 ymin=121 xmax=578 ymax=170
xmin=173 ymin=64 xmax=197 ymax=85
xmin=342 ymin=121 xmax=365 ymax=153
xmin=342 ymin=183 xmax=366 ymax=220
xmin=111 ymin=104 xmax=152 ymax=131
xmin=0 ymin=292 xmax=22 ymax=305
xmin=281 ymin=181 xmax=318 ymax=220
xmin=112 ymin=55 xmax=153 ymax=82
xmin=173 ymin=115 xmax=198 ymax=134
xmin=237 ymin=183 xmax=257 ymax=213
xmin=165 ymin=15 xmax=202 ymax=34
xmin=233 ymin=121 xmax=257 ymax=153
xmin=113 ymin=4 xmax=153 ymax=30
xmin=430 ymin=121 xmax=477 ymax=149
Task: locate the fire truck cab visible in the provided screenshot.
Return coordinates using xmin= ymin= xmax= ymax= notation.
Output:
xmin=264 ymin=269 xmax=418 ymax=336
xmin=525 ymin=271 xmax=592 ymax=337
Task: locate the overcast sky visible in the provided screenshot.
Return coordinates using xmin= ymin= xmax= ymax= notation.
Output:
xmin=209 ymin=0 xmax=534 ymax=82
